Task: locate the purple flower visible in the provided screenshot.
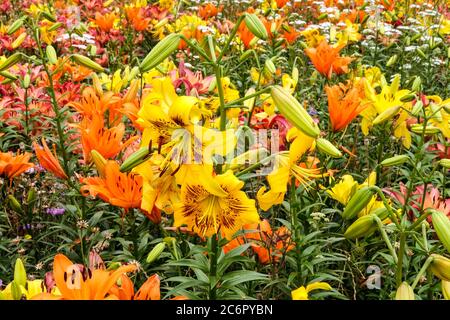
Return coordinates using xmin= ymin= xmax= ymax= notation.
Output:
xmin=46 ymin=208 xmax=65 ymax=216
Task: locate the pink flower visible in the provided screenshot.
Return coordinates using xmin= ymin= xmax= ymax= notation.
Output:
xmin=385 ymin=184 xmax=450 ymax=221
xmin=170 ymin=60 xmax=214 ymax=96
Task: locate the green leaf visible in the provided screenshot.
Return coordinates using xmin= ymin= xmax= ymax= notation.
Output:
xmin=221 ymin=270 xmax=268 ymax=288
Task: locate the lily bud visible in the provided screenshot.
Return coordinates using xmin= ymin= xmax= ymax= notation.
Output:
xmin=400 ymin=94 xmax=416 ymax=102
xmin=430 ymin=103 xmax=442 ymax=122
xmin=11 ymin=32 xmax=26 ymax=49
xmin=140 ymin=33 xmax=181 ymax=73
xmin=430 ymin=254 xmax=450 ymax=281
xmin=91 ymin=150 xmax=107 ymax=177
xmin=432 ymin=210 xmax=450 ymax=254
xmin=292 ymin=66 xmax=299 ymax=84
xmin=23 ymin=73 xmax=30 ymax=88
xmin=395 ymin=282 xmax=415 ymax=300
xmin=386 ymin=55 xmax=398 ymax=67
xmin=14 ymin=258 xmax=27 ymax=287
xmin=372 ymin=105 xmax=401 ymax=125
xmin=316 ymin=138 xmax=342 ymax=158
xmin=380 ymin=155 xmax=409 ymax=167
xmin=416 ymin=48 xmax=427 ymax=59
xmin=120 ymin=147 xmax=150 ymax=172
xmin=239 ymin=49 xmax=254 ymax=62
xmin=72 ymin=54 xmax=104 ymax=72
xmin=342 ymin=187 xmax=375 ymax=220
xmin=271 ymin=85 xmax=320 ymax=138
xmin=264 ymin=59 xmax=276 ymax=75
xmin=0 ymin=71 xmax=18 ymax=81
xmin=439 ymin=159 xmax=450 ymax=169
xmin=372 ymin=207 xmax=390 ymax=221
xmin=344 ymin=214 xmax=377 ymax=239
xmin=41 ymin=11 xmax=56 ymax=22
xmin=154 ymin=18 xmax=169 ymax=29
xmin=27 ymin=188 xmax=37 ymax=205
xmin=0 ymin=52 xmax=22 ymax=72
xmin=442 ymin=281 xmax=450 ymax=300
xmin=411 ymin=100 xmax=423 ymax=116
xmin=48 ymin=22 xmax=63 ymax=32
xmin=410 ymin=124 xmax=440 ymax=135
xmin=146 ymin=242 xmax=166 ymax=264
xmin=244 ymin=13 xmax=268 ymax=40
xmin=8 ymin=195 xmax=23 ymax=213
xmin=411 ymin=76 xmax=421 ymax=92
xmin=7 ymin=18 xmax=24 ymax=35
xmin=46 ymin=45 xmax=58 ymax=64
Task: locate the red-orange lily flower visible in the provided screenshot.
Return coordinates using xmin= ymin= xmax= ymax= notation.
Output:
xmin=93 ymin=12 xmax=117 ymax=32
xmin=304 ymin=40 xmax=354 ymax=79
xmin=325 ymin=82 xmax=367 ymax=132
xmin=238 ymin=21 xmax=255 ymax=49
xmin=0 ymin=151 xmax=34 ymax=180
xmin=75 ymin=114 xmax=137 ymax=163
xmin=109 ymin=274 xmax=161 ymax=300
xmin=199 ymin=3 xmax=222 ymax=19
xmin=33 ymin=139 xmax=67 ymax=179
xmin=67 ymin=87 xmax=123 ymax=125
xmin=33 ymin=254 xmax=137 ymax=300
xmin=251 ymin=225 xmax=295 ymax=264
xmin=80 ymin=160 xmax=143 ymax=211
xmin=223 ymin=220 xmax=295 ymax=264
xmin=125 ymin=7 xmax=150 ymax=32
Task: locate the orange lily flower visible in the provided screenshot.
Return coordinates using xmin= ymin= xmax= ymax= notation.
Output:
xmin=238 ymin=21 xmax=255 ymax=49
xmin=304 ymin=40 xmax=354 ymax=79
xmin=125 ymin=7 xmax=150 ymax=32
xmin=33 ymin=139 xmax=67 ymax=179
xmin=325 ymin=82 xmax=367 ymax=132
xmin=33 ymin=254 xmax=137 ymax=300
xmin=223 ymin=220 xmax=295 ymax=264
xmin=251 ymin=225 xmax=295 ymax=264
xmin=282 ymin=26 xmax=300 ymax=44
xmin=199 ymin=3 xmax=222 ymax=19
xmin=75 ymin=114 xmax=137 ymax=163
xmin=93 ymin=12 xmax=117 ymax=32
xmin=80 ymin=160 xmax=143 ymax=211
xmin=276 ymin=0 xmax=289 ymax=8
xmin=67 ymin=87 xmax=124 ymax=125
xmin=0 ymin=151 xmax=34 ymax=180
xmin=109 ymin=274 xmax=161 ymax=300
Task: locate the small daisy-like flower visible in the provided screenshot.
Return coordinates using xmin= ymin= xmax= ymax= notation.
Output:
xmin=76 ymin=220 xmax=89 ymax=229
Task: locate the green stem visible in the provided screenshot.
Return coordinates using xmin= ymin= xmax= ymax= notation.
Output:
xmin=411 ymin=256 xmax=434 ymax=289
xmin=33 ymin=26 xmax=71 ymax=178
xmin=375 ymin=216 xmax=398 ymax=264
xmin=209 ymin=234 xmax=218 ymax=300
xmin=215 ymin=65 xmax=227 ymax=132
xmin=407 ymin=209 xmax=433 ymax=231
xmin=235 ymin=154 xmax=277 ymax=177
xmin=396 ymin=232 xmax=406 ymax=286
xmin=217 ymin=15 xmax=245 ymax=63
xmin=225 ymin=87 xmax=271 ymax=108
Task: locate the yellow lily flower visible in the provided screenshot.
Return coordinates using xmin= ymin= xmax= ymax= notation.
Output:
xmin=173 ymin=167 xmax=260 ymax=239
xmin=133 ymin=154 xmax=181 ymax=215
xmin=99 ymin=66 xmax=138 ymax=93
xmin=335 ymin=20 xmax=362 ymax=46
xmin=257 ymin=128 xmax=326 ymax=211
xmin=426 ymin=96 xmax=450 ymax=139
xmin=361 ymin=74 xmax=412 ymax=147
xmin=327 ymin=175 xmax=358 ymax=205
xmin=327 ymin=172 xmax=383 ymax=217
xmin=291 ymin=282 xmax=332 ymax=300
xmin=300 ymin=28 xmax=325 ymax=48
